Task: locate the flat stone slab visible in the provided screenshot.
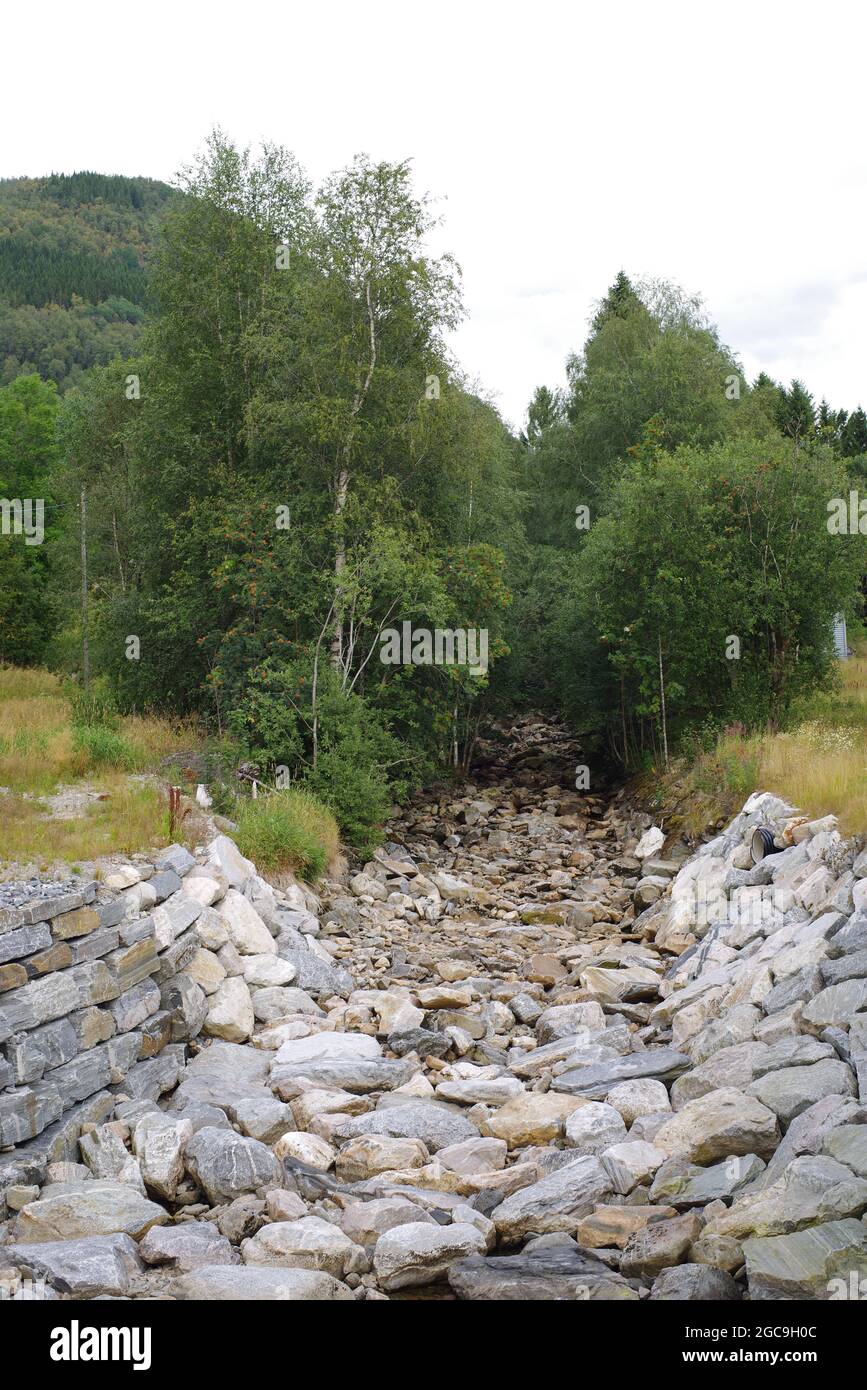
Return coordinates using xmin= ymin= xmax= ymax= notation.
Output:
xmin=14 ymin=1181 xmax=169 ymax=1242
xmin=171 ymin=1265 xmax=355 ymax=1300
xmin=491 ymin=1156 xmax=611 ymax=1241
xmin=552 ymin=1049 xmax=690 ymax=1097
xmin=743 ymin=1219 xmax=867 ymax=1299
xmin=331 ymin=1101 xmax=479 ymax=1153
xmin=448 ymin=1245 xmax=640 ymax=1300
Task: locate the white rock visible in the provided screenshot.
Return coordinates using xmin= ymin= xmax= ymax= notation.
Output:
xmin=182 ymin=875 xmax=222 ymax=907
xmin=217 ymin=889 xmax=276 ymax=956
xmin=207 ymin=834 xmax=256 ymax=889
xmin=272 ymin=1032 xmax=381 ymax=1067
xmin=374 ymin=1222 xmax=486 ymax=1290
xmin=241 ymin=1217 xmax=366 ymax=1278
xmin=563 ymin=1102 xmax=628 ymax=1154
xmin=606 ymin=1078 xmax=672 ymax=1126
xmin=242 ymin=955 xmax=297 ymax=987
xmin=203 ymin=976 xmax=255 ymax=1042
xmin=273 ymin=1133 xmax=335 ymax=1170
xmin=635 ymin=827 xmax=665 ymax=861
xmin=105 ymin=865 xmax=141 ymax=890
xmin=600 ymin=1140 xmax=666 ymax=1193
xmin=133 ymin=1114 xmax=192 ymax=1201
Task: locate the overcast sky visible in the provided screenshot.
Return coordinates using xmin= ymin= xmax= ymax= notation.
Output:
xmin=5 ymin=0 xmax=866 ymax=429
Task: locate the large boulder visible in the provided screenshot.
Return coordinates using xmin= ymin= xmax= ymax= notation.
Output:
xmin=491 ymin=1156 xmax=611 ymax=1241
xmin=14 ymin=1182 xmax=169 ymax=1243
xmin=743 ymin=1219 xmax=867 ymax=1299
xmin=653 ymin=1088 xmax=780 ymax=1163
xmin=373 ymin=1221 xmax=486 ymax=1290
xmin=241 ymin=1217 xmax=367 ymax=1278
xmin=0 ymin=1234 xmax=143 ymax=1297
xmin=217 ymin=891 xmax=276 ymax=956
xmin=184 ymin=1128 xmax=281 ymax=1204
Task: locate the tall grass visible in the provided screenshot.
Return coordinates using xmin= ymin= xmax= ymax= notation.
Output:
xmin=234 ymin=789 xmax=339 ymax=881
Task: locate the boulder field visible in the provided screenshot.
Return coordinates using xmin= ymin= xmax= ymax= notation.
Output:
xmin=2 ymin=719 xmax=866 ymax=1301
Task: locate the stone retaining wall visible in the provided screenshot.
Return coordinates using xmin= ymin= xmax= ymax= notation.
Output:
xmin=0 ymin=843 xmax=207 ymax=1170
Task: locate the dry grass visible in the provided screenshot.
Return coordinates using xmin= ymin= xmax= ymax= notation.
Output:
xmin=0 ymin=665 xmax=203 ymax=871
xmin=0 ymin=777 xmax=198 ymax=869
xmin=655 ymin=637 xmax=867 ymax=837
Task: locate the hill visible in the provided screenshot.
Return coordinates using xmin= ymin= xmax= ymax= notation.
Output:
xmin=0 ymin=171 xmax=176 ymax=393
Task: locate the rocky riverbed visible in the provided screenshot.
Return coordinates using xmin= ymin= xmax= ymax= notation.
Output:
xmin=2 ymin=717 xmax=867 ymax=1301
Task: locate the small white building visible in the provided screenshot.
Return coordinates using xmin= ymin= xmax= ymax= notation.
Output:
xmin=833 ymin=613 xmax=850 ymax=660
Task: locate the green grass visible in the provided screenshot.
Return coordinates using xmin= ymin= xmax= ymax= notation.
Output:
xmin=234 ymin=788 xmax=339 ymax=881
xmin=71 ymin=723 xmax=142 ymax=770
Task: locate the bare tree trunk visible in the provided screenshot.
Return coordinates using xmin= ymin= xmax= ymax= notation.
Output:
xmin=111 ymin=509 xmax=126 ymax=593
xmin=329 ymin=467 xmax=349 ymax=671
xmin=658 ymin=631 xmax=669 ymax=769
xmin=331 ymin=281 xmax=377 ymax=671
xmin=80 ymin=486 xmax=90 ymax=693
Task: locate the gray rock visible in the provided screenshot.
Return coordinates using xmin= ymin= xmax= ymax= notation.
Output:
xmin=160 ymin=973 xmax=207 ymax=1042
xmin=705 ymin=1155 xmax=867 ymax=1239
xmin=184 ymin=1127 xmax=281 ymax=1203
xmin=232 ymin=1097 xmax=294 ymax=1145
xmin=79 ymin=1126 xmax=144 ymax=1190
xmin=650 ymin=1264 xmax=741 ymax=1300
xmin=802 ymin=978 xmax=867 ymax=1029
xmin=6 ymin=1017 xmax=79 ymax=1084
xmin=69 ymin=927 xmax=122 ymax=963
xmin=109 ymin=978 xmax=161 ymax=1033
xmin=171 ymin=1040 xmax=272 ymax=1112
xmin=148 ymin=869 xmax=183 ymax=903
xmin=743 ymin=1219 xmax=867 ymax=1299
xmin=448 ymin=1244 xmax=639 ymax=1300
xmin=275 ymin=928 xmax=354 ymax=997
xmin=242 ymin=1215 xmax=367 ymax=1278
xmin=331 ymin=1101 xmax=479 ymax=1153
xmin=0 ymin=923 xmax=52 ymax=965
xmin=113 ymin=1048 xmax=185 ymax=1101
xmin=0 ymin=1081 xmax=63 ymax=1146
xmin=826 ymin=913 xmax=867 ymax=959
xmin=152 ymin=893 xmax=203 ymax=949
xmin=822 ymin=949 xmax=867 ymax=986
xmin=172 ymin=1264 xmax=355 ymax=1300
xmin=139 ymin=1222 xmax=237 ymax=1271
xmin=388 ymin=1028 xmax=451 ymax=1058
xmin=14 ymin=1180 xmax=169 ymax=1241
xmin=823 ymin=1124 xmax=867 ymax=1177
xmin=154 ymin=845 xmax=196 ymax=878
xmin=747 ymin=1059 xmax=856 ymax=1126
xmin=0 ymin=1234 xmax=143 ymax=1297
xmin=373 ymin=1221 xmax=486 ymax=1290
xmin=763 ymin=967 xmax=824 ymax=1015
xmin=552 ymin=1048 xmax=690 ymax=1098
xmin=272 ymin=1058 xmax=418 ymax=1095
xmin=491 ymin=1156 xmax=611 ymax=1241
xmin=339 ymin=1197 xmax=436 ymax=1247
xmin=133 ymin=1113 xmax=192 ymax=1200
xmin=759 ymin=1094 xmax=864 ymax=1186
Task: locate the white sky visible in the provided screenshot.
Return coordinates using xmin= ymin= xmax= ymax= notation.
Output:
xmin=4 ymin=0 xmax=867 ymax=430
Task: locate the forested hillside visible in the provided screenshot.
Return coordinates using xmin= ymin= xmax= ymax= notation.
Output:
xmin=0 ymin=172 xmax=175 ymax=392
xmin=2 ymin=132 xmax=867 ymax=858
